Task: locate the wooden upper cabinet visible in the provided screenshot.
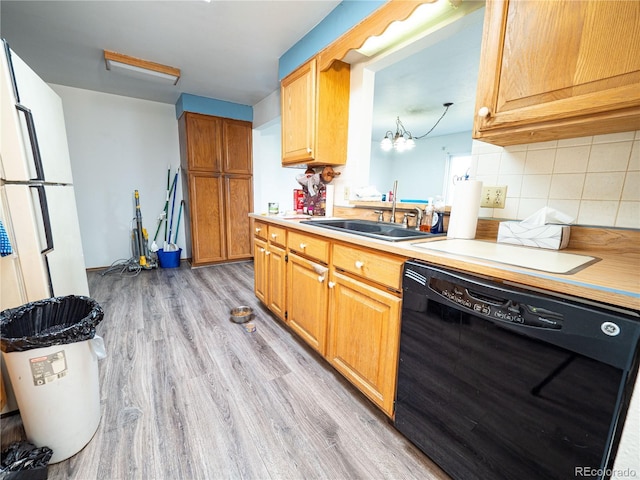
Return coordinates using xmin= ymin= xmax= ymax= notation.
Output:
xmin=473 ymin=0 xmax=640 ymax=146
xmin=281 ymin=59 xmax=315 ymax=164
xmin=223 ymin=119 xmax=253 ymax=174
xmin=179 ymin=113 xmax=222 ymax=172
xmin=281 ymin=57 xmax=350 ymax=166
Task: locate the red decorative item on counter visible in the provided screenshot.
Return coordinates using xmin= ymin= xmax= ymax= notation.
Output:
xmin=293 ymin=189 xmax=305 ymax=212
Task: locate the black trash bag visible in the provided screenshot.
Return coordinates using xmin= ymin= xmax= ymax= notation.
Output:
xmin=0 ymin=296 xmax=104 ymax=353
xmin=0 ymin=441 xmax=53 ymax=480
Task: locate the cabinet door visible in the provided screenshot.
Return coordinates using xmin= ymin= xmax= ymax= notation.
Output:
xmin=223 ymin=119 xmax=252 ymax=174
xmin=253 ymin=237 xmax=268 ymax=304
xmin=180 ymin=113 xmax=222 ymax=172
xmin=189 ymin=172 xmax=225 ymax=265
xmin=224 ymin=175 xmax=253 ymax=260
xmin=286 ymin=252 xmax=328 ymax=355
xmin=474 ymin=0 xmax=640 ymax=145
xmin=281 ymin=59 xmax=315 ymax=164
xmin=327 ymin=270 xmax=401 ymax=417
xmin=268 ymin=243 xmax=286 ymax=320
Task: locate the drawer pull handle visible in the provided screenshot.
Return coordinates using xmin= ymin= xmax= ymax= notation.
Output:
xmin=300 ymin=243 xmax=307 ymax=249
xmin=271 ymin=233 xmax=277 ymax=239
xmin=355 ymin=260 xmax=364 ymax=269
xmin=265 ymin=251 xmax=271 ymax=256
xmin=318 ymin=275 xmax=325 ymax=283
xmin=328 ymin=281 xmax=335 ymax=289
xmin=255 ymin=227 xmax=262 ymax=233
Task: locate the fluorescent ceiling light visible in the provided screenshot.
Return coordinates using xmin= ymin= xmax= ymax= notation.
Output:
xmin=357 ymin=0 xmax=474 ymax=57
xmin=104 ymin=50 xmax=180 ymax=85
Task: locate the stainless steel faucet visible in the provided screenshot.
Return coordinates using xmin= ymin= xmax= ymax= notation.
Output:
xmin=413 ymin=207 xmax=423 ymax=230
xmin=390 ymin=180 xmax=398 ymax=223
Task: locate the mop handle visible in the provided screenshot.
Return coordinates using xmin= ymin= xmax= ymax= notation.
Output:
xmin=174 ymin=200 xmax=184 ymax=244
xmin=154 ymin=166 xmax=172 ymax=242
xmin=167 ymin=169 xmax=179 ymax=243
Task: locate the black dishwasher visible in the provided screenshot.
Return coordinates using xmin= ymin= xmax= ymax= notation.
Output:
xmin=395 ymin=260 xmax=640 ymax=480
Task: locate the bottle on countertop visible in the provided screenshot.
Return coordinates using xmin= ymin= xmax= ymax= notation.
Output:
xmin=420 ymin=198 xmax=434 ymax=232
xmin=388 ymin=190 xmax=394 ymax=202
xmin=431 ymin=196 xmax=445 ymax=233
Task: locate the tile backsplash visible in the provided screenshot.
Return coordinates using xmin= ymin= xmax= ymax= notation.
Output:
xmin=471 ymin=131 xmax=640 ymax=228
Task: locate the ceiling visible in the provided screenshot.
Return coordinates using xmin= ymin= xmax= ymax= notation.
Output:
xmin=0 ymin=0 xmax=341 ymax=106
xmin=371 ymin=5 xmax=484 ymax=141
xmin=0 ymin=0 xmax=484 ymax=140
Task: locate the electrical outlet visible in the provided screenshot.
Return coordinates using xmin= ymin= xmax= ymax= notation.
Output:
xmin=481 ymin=186 xmax=507 ymax=208
xmin=343 ymin=186 xmax=350 ymax=201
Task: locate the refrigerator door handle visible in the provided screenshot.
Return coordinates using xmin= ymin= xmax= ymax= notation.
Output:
xmin=15 ymin=104 xmax=45 ymax=182
xmin=32 ymin=185 xmax=54 ymax=254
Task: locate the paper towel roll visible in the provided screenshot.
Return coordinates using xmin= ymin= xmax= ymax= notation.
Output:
xmin=447 ymin=180 xmax=483 ymax=239
xmin=325 ymin=184 xmax=335 ymax=217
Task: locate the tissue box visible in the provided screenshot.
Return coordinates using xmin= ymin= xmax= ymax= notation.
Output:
xmin=497 ymin=221 xmax=570 ymax=250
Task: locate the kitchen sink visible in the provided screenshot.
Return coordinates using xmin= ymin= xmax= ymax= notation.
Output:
xmin=300 ymin=219 xmax=443 ymax=242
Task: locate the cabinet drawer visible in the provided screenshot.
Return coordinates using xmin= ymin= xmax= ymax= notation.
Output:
xmin=288 ymin=230 xmax=329 ymax=264
xmin=332 ymin=243 xmax=403 ymax=291
xmin=254 ymin=221 xmax=268 ymax=240
xmin=268 ymin=225 xmax=287 ymax=247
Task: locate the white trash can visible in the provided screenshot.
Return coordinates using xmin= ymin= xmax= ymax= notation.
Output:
xmin=0 ymin=296 xmax=105 ymax=464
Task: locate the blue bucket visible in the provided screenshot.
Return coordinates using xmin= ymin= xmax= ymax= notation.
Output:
xmin=157 ymin=248 xmax=181 ymax=268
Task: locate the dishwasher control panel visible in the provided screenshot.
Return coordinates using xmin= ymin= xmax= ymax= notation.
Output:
xmin=429 ymin=277 xmax=563 ymax=329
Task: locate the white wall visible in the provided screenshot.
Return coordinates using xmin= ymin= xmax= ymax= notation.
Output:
xmin=252 ymin=91 xmax=307 ymax=214
xmin=51 ymin=85 xmax=185 ymax=268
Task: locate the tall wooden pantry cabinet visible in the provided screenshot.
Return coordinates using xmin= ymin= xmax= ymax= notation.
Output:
xmin=178 ymin=112 xmax=253 ymax=266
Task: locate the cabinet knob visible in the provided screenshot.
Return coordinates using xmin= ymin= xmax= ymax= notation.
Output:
xmin=328 ymin=281 xmax=336 ymax=289
xmin=478 ymin=106 xmax=490 ymax=118
xmin=259 ymin=247 xmax=265 ymax=253
xmin=265 ymin=251 xmax=271 ymax=256
xmin=255 ymin=227 xmax=261 ymax=233
xmin=355 ymin=260 xmax=364 ymax=269
xmin=299 ymin=243 xmax=307 ymax=249
xmin=271 ymin=233 xmax=277 ymax=239
xmin=318 ymin=275 xmax=325 ymax=283
xmin=307 ymin=147 xmax=312 ymax=153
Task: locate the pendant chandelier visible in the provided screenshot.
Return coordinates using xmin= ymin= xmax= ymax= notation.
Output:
xmin=380 ymin=102 xmax=453 ymax=152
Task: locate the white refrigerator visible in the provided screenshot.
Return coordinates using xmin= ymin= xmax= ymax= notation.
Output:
xmin=0 ymin=40 xmax=89 ymax=414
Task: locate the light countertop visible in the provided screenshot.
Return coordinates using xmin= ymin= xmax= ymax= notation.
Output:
xmin=250 ymin=213 xmax=640 ymax=312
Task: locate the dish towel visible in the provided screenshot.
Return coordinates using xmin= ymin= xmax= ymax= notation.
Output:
xmin=0 ymin=220 xmax=13 ymax=256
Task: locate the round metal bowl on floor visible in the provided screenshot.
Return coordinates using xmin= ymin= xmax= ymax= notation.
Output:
xmin=230 ymin=306 xmax=255 ymax=324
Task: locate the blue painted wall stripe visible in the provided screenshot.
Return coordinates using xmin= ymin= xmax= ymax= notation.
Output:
xmin=278 ymin=0 xmax=385 ymax=80
xmin=175 ymin=93 xmax=253 ymax=121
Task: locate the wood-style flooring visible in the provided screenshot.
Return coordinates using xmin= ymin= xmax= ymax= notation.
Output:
xmin=1 ymin=261 xmax=447 ymax=479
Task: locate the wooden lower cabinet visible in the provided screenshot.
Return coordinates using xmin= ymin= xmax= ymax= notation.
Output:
xmin=185 ymin=173 xmax=252 ymax=266
xmin=224 ymin=175 xmax=253 ymax=261
xmin=253 ymin=236 xmax=286 ymax=321
xmin=286 ymin=251 xmax=329 ymax=355
xmin=253 ymin=237 xmax=268 ymax=304
xmin=327 ymin=270 xmax=402 ymax=417
xmin=252 ymin=222 xmax=404 ymax=417
xmin=267 ymin=243 xmax=286 ymax=320
xmin=186 ymin=172 xmax=225 ymax=264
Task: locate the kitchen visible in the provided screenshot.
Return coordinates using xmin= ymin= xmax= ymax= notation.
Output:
xmin=1 ymin=1 xmax=639 ymax=479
